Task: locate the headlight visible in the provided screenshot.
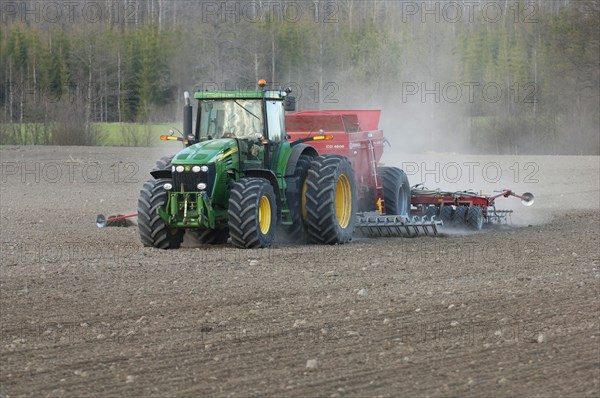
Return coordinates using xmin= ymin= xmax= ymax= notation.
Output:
xmin=163 ymin=183 xmax=173 ymax=190
xmin=192 ymin=165 xmax=201 ymax=173
xmin=200 ymin=165 xmax=209 ymax=172
xmin=197 ymin=182 xmax=207 ymax=190
xmin=175 ymin=165 xmax=184 ymax=173
xmin=171 ymin=165 xmax=175 ymax=172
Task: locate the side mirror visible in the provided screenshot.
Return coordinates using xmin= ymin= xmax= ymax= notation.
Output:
xmin=183 ymin=91 xmax=193 ymax=137
xmin=284 ymin=96 xmax=296 ymax=112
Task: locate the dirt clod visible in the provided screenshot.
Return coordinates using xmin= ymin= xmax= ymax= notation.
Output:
xmin=306 ymin=359 xmax=318 ymax=370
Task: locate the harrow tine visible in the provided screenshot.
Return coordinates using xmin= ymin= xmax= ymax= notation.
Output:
xmin=419 ymin=216 xmax=429 ymax=236
xmin=412 ymin=217 xmax=420 ymax=236
xmin=355 ymin=213 xmax=442 ymax=238
xmin=484 ymin=209 xmax=513 ymax=224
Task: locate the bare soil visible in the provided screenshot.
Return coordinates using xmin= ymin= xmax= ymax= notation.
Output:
xmin=1 ymin=146 xmax=599 ymax=397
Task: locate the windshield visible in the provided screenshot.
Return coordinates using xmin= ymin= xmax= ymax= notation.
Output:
xmin=198 ymin=99 xmax=264 ymax=139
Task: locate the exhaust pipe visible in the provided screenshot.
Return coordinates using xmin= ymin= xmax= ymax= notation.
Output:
xmin=183 ymin=91 xmax=192 ymax=138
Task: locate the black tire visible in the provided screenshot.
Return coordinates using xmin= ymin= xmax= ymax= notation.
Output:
xmin=228 ymin=178 xmax=277 ymax=248
xmin=467 ymin=206 xmax=484 ymax=231
xmin=305 ymin=155 xmax=357 ymax=245
xmin=440 ymin=206 xmax=454 ymax=224
xmin=153 ymin=155 xmax=174 ymax=171
xmin=425 ymin=205 xmax=439 ymax=220
xmin=138 ymin=178 xmax=184 ymax=249
xmin=378 ymin=167 xmax=411 ymax=216
xmin=282 ymin=155 xmax=312 ymax=242
xmin=189 ymin=227 xmax=230 ymax=244
xmin=453 ymin=206 xmax=468 ymax=228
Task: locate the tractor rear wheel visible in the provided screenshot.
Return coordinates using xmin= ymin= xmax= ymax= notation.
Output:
xmin=305 ymin=156 xmax=356 ymax=245
xmin=378 ymin=167 xmax=411 ymax=216
xmin=283 ymin=155 xmax=312 ymax=242
xmin=440 ymin=206 xmax=454 ymax=224
xmin=138 ymin=178 xmax=184 ymax=249
xmin=453 ymin=206 xmax=468 ymax=228
xmin=228 ymin=178 xmax=277 ymax=248
xmin=467 ymin=206 xmax=484 ymax=231
xmin=190 ymin=227 xmax=230 ymax=244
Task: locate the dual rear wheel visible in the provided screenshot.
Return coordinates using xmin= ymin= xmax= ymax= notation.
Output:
xmin=227 ymin=154 xmax=359 ymax=248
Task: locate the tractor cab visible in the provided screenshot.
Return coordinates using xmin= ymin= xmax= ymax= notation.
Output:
xmin=185 ymin=82 xmax=296 ymax=171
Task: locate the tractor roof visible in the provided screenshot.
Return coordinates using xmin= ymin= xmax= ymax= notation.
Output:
xmin=193 ymin=90 xmax=286 ymax=100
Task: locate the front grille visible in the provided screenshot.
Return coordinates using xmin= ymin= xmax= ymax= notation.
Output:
xmin=172 ymin=164 xmax=216 ymax=194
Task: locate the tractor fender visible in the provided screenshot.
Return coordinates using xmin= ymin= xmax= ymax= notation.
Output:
xmin=284 ymin=144 xmax=318 ymax=177
xmin=243 ymin=169 xmax=282 ymax=220
xmin=150 ymin=169 xmax=172 ymax=179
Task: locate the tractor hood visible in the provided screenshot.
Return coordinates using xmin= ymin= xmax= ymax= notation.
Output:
xmin=172 ymin=139 xmax=238 ymax=165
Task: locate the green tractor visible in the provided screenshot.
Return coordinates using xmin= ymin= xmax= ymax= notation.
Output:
xmin=138 ymin=82 xmax=356 ymax=249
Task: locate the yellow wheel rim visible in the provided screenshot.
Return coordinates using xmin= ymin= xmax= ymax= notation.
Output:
xmin=301 ymin=179 xmax=308 ymax=222
xmin=258 ymin=195 xmax=271 ymax=235
xmin=335 ymin=175 xmax=352 ymax=229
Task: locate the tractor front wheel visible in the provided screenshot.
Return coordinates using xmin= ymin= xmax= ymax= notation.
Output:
xmin=138 ymin=178 xmax=184 ymax=249
xmin=305 ymin=155 xmax=356 ymax=245
xmin=228 ymin=178 xmax=277 ymax=248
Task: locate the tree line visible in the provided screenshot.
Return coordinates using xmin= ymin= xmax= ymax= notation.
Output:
xmin=1 ymin=0 xmax=598 ymax=154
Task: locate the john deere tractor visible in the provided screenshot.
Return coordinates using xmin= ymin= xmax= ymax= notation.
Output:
xmin=138 ymin=81 xmax=356 ymax=249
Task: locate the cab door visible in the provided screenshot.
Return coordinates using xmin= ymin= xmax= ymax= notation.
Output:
xmin=264 ymin=99 xmax=286 ymax=171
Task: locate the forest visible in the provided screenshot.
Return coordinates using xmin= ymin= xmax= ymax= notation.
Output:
xmin=1 ymin=0 xmax=598 ymax=154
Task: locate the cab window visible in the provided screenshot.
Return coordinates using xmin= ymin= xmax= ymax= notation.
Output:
xmin=199 ymin=99 xmax=263 ymax=139
xmin=266 ymin=100 xmax=285 ymax=142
